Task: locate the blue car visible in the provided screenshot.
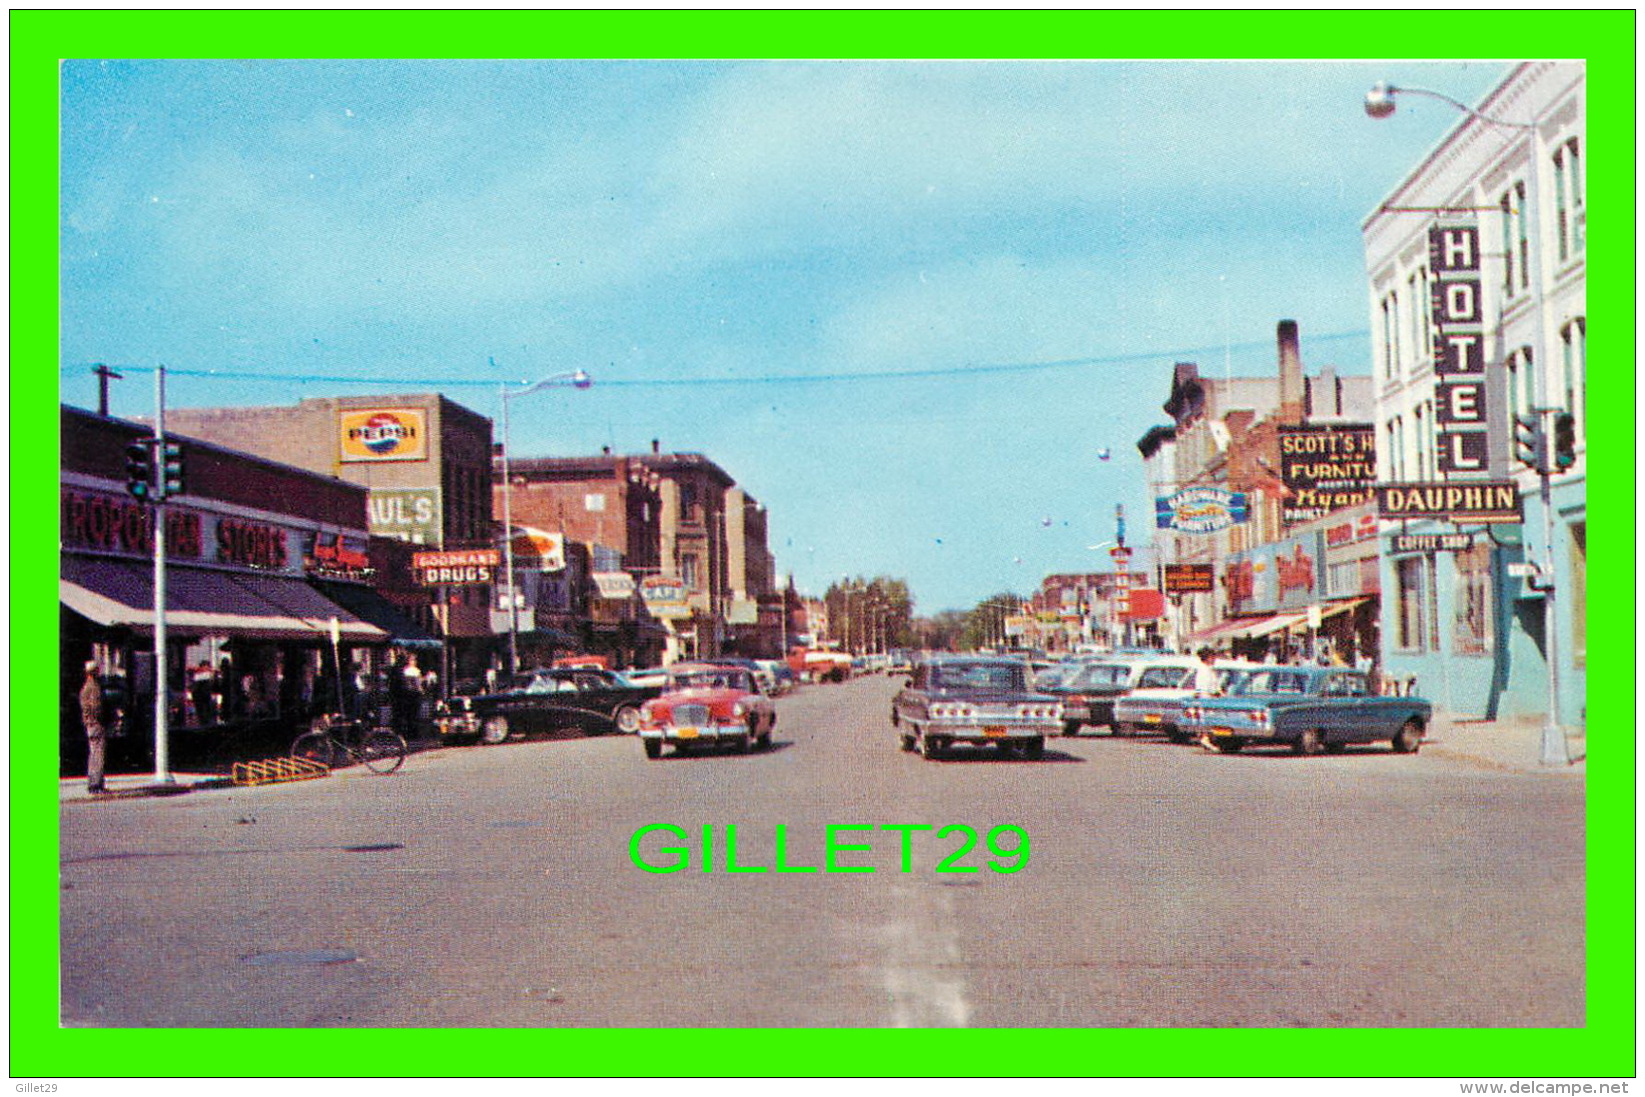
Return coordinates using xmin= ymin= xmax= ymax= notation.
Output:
xmin=1181 ymin=666 xmax=1431 ymax=756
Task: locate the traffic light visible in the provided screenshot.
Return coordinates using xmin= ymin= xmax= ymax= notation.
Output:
xmin=124 ymin=440 xmax=154 ymax=501
xmin=159 ymin=441 xmax=185 ymax=498
xmin=1551 ymin=412 xmax=1576 ymax=470
xmin=1512 ymin=413 xmax=1544 ymax=471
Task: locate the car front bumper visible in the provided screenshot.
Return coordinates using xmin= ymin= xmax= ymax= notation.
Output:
xmin=641 ymin=723 xmax=750 ymax=745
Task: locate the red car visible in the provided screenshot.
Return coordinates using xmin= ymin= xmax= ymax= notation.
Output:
xmin=639 ymin=663 xmax=776 ymax=759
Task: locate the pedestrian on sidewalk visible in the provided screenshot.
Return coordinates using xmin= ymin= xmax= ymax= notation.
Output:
xmin=79 ymin=662 xmax=108 ymax=794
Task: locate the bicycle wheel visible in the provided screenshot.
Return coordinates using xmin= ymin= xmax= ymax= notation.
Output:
xmin=359 ymin=731 xmax=407 ymax=774
xmin=291 ymin=730 xmax=336 ymax=768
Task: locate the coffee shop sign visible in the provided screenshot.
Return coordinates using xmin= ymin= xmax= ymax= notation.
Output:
xmin=1155 ymin=487 xmax=1249 ymax=534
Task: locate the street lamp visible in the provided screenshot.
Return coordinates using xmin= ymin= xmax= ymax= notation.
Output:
xmin=1364 ymin=80 xmax=1567 ymax=766
xmin=496 ymin=362 xmax=593 ymax=677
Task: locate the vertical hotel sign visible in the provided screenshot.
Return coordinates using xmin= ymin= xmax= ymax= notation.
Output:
xmin=1429 ymin=220 xmax=1489 ymax=475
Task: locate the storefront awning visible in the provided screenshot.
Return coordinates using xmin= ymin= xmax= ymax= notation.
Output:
xmin=310 ymin=579 xmax=442 ymax=649
xmin=61 ymin=557 xmax=386 ymax=642
xmin=1318 ymin=596 xmax=1374 ymax=621
xmin=1189 ymin=610 xmax=1312 ymax=645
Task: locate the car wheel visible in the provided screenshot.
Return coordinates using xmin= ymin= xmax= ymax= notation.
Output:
xmin=921 ymin=733 xmax=944 ymax=760
xmin=758 ymin=728 xmax=773 ymax=750
xmin=1392 ymin=719 xmax=1424 ymax=754
xmin=1166 ymin=730 xmax=1190 ymax=745
xmin=613 ymin=705 xmax=641 ymax=735
xmin=642 ymin=738 xmax=662 ymax=760
xmin=1062 ymin=721 xmax=1081 ymax=737
xmin=1324 ymin=741 xmax=1347 ymax=755
xmin=899 ymin=733 xmax=915 ymax=752
xmin=1110 ymin=723 xmax=1129 ymax=738
xmin=1211 ymin=736 xmax=1245 ymax=754
xmin=481 ymin=716 xmax=510 ymax=745
xmin=1022 ymin=737 xmax=1045 ymax=760
xmin=734 ymin=734 xmax=751 ymax=754
xmin=1295 ymin=728 xmax=1325 ymax=756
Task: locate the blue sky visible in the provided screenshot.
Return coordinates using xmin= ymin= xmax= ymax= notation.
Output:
xmin=60 ymin=59 xmax=1511 ymax=613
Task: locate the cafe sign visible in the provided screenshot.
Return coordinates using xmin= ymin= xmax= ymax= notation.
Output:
xmin=1155 ymin=487 xmax=1249 ymax=533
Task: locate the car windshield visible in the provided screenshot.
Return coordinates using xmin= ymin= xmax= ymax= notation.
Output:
xmin=1035 ymin=667 xmax=1069 ymax=689
xmin=1231 ymin=670 xmax=1316 ymax=696
xmin=1215 ymin=669 xmax=1251 ymax=691
xmin=671 ymin=669 xmax=751 ymax=692
xmin=1071 ymin=663 xmax=1130 ymax=689
xmin=929 ymin=663 xmax=1028 ymax=691
xmin=1136 ymin=666 xmax=1194 ymax=689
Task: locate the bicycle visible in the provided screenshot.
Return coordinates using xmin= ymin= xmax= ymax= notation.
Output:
xmin=291 ymin=714 xmax=407 ymax=775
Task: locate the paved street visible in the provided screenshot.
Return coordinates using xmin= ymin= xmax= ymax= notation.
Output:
xmin=60 ymin=676 xmax=1584 ymax=1028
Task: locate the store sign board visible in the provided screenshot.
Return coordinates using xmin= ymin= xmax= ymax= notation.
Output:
xmin=368 ymin=488 xmax=442 ymax=546
xmin=1163 ymin=563 xmax=1215 ymax=595
xmin=1276 ymin=425 xmax=1376 ymax=525
xmin=1376 ymin=482 xmax=1521 ymax=523
xmin=592 ymin=572 xmax=636 ymax=600
xmin=1156 ymin=487 xmax=1249 ymax=533
xmin=339 ymin=408 xmax=428 ymax=463
xmin=413 ymin=548 xmax=499 ymax=586
xmin=513 ymin=527 xmax=565 ymax=571
xmin=640 ymin=575 xmax=692 ymax=619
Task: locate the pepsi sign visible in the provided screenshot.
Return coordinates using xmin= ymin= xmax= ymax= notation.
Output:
xmin=339 ymin=408 xmax=428 ymax=463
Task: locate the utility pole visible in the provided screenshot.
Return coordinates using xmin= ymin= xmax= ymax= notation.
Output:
xmin=1536 ymin=407 xmax=1566 ymax=766
xmin=93 ymin=363 xmax=122 ymax=417
xmin=152 ymin=365 xmax=174 ymax=785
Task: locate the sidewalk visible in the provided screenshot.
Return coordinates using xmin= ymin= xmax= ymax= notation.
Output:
xmin=1422 ymin=712 xmax=1587 ymax=776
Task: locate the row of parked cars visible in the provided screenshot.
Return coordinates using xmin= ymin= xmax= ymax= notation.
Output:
xmin=892 ymin=651 xmax=1432 ymax=761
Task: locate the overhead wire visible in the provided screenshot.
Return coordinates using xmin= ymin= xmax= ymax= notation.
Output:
xmin=61 ymin=329 xmax=1370 ymax=390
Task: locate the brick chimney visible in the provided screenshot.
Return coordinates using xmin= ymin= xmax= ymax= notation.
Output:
xmin=1277 ymin=320 xmax=1305 ymax=425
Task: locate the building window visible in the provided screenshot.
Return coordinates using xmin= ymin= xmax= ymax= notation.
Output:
xmin=1553 ymin=136 xmax=1584 ymax=264
xmin=1569 ymin=522 xmax=1585 ymax=668
xmin=1560 ymin=317 xmax=1586 ymax=432
xmin=1507 ymin=347 xmax=1536 ymax=424
xmin=1395 ymin=556 xmax=1427 ymax=653
xmin=1407 ymin=267 xmax=1431 ymax=369
xmin=1387 ymin=415 xmax=1405 ymax=480
xmin=1380 ymin=291 xmax=1401 ymax=380
xmin=681 ymin=554 xmax=699 ymax=590
xmin=1452 ymin=544 xmax=1494 ymax=655
xmin=1499 ymin=180 xmax=1529 ymax=298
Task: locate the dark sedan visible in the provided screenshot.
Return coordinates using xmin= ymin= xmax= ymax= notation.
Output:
xmin=1182 ymin=666 xmax=1431 ymax=756
xmin=434 ymin=667 xmax=663 ymax=744
xmin=891 ymin=656 xmax=1062 ymax=760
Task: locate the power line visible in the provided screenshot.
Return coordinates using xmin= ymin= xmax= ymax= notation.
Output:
xmin=60 ymin=329 xmax=1369 ymax=390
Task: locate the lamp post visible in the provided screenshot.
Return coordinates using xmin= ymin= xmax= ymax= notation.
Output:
xmin=1365 ymin=80 xmax=1567 ymax=766
xmin=496 ymin=363 xmax=593 ymax=677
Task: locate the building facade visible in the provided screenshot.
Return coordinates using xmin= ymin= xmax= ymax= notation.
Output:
xmin=1363 ymin=62 xmax=1585 ymax=725
xmin=59 ymin=405 xmax=440 ymax=773
xmin=1139 ymin=322 xmax=1377 ymax=661
xmin=159 ymin=394 xmax=497 ymax=682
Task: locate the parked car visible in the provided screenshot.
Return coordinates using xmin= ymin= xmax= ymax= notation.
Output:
xmin=1039 ymin=655 xmax=1156 ymax=736
xmin=1181 ymin=666 xmax=1431 ymax=756
xmin=1112 ymin=660 xmax=1262 ymax=743
xmin=754 ymin=659 xmax=797 ymax=696
xmin=434 ymin=666 xmax=663 ymax=744
xmin=703 ymin=656 xmax=777 ymax=696
xmin=638 ymin=663 xmax=777 ymax=759
xmin=891 ymin=655 xmax=1062 ymax=760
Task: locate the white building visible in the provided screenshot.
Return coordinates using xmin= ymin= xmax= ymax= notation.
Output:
xmin=1362 ymin=62 xmax=1585 ymax=725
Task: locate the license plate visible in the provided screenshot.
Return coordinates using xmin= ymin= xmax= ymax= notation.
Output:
xmin=982 ymin=726 xmax=1007 ymax=737
xmin=675 ymin=727 xmax=700 ymax=739
xmin=1143 ymin=714 xmax=1162 ymax=724
xmin=1211 ymin=727 xmax=1234 ymax=737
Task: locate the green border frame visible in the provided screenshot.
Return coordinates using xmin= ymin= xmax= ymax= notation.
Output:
xmin=14 ymin=9 xmax=1635 ymax=1079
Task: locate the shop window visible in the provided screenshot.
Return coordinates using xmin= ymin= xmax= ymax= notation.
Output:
xmin=1395 ymin=556 xmax=1427 ymax=653
xmin=1407 ymin=267 xmax=1431 ymax=371
xmin=1451 ymin=544 xmax=1494 ymax=656
xmin=1570 ymin=522 xmax=1586 ymax=668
